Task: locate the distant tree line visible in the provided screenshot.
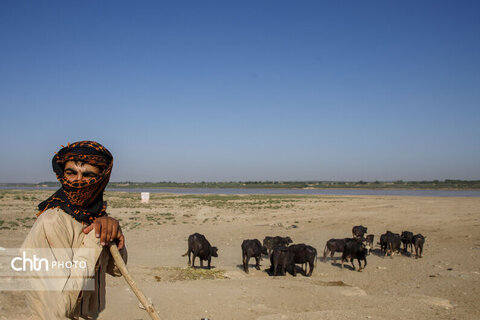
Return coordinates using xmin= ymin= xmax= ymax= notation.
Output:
xmin=1 ymin=180 xmax=479 ymax=189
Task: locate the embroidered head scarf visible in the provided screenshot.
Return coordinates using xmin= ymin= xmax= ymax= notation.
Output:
xmin=38 ymin=141 xmax=113 ymax=223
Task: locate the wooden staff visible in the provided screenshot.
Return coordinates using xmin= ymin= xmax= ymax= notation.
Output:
xmin=109 ymin=243 xmax=161 ymax=320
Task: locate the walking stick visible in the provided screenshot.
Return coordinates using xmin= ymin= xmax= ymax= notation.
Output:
xmin=109 ymin=243 xmax=161 ymax=320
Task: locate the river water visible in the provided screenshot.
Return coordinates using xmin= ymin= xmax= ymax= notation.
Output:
xmin=2 ymin=186 xmax=479 ymax=197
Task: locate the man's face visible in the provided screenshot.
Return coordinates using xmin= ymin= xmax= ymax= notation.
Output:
xmin=64 ymin=161 xmax=100 ymax=183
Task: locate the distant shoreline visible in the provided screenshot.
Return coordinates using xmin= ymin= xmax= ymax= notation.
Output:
xmin=2 ymin=185 xmax=480 ymax=198
xmin=1 ymin=179 xmax=480 ymax=190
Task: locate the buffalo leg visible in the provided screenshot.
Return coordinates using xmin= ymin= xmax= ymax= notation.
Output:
xmin=187 ymin=251 xmax=191 ymax=266
xmin=357 ymin=258 xmax=363 ymax=272
xmin=200 ymin=259 xmax=204 ymax=268
xmin=307 ymin=261 xmax=314 ymax=276
xmin=255 ymin=256 xmax=260 ymax=270
xmin=350 ymin=258 xmax=356 ymax=270
xmin=192 ymin=253 xmax=196 ymax=268
xmin=309 ymin=260 xmax=315 ymax=276
xmin=208 ymin=257 xmax=212 ymax=269
xmin=242 ymin=252 xmax=247 ymax=273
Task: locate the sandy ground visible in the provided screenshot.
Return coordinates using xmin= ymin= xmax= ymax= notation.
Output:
xmin=0 ymin=190 xmax=479 ymax=320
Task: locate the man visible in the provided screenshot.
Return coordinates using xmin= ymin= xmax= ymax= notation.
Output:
xmin=22 ymin=141 xmax=127 ymax=319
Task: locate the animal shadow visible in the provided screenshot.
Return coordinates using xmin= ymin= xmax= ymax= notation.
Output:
xmin=293 ymin=265 xmax=308 ymax=277
xmin=263 ymin=267 xmax=295 ymax=277
xmin=400 ymin=250 xmax=413 ymax=257
xmin=190 ymin=265 xmax=216 ymax=270
xmin=330 ymin=262 xmax=355 ymax=271
xmin=370 ymin=248 xmax=385 ymax=257
xmin=266 ymin=265 xmax=309 ymax=276
xmin=236 ymin=264 xmax=263 ymax=272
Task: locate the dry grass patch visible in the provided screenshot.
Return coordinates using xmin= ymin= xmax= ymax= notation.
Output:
xmin=153 ymin=266 xmax=227 ymax=282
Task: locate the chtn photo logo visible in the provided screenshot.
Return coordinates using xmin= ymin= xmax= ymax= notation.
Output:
xmin=0 ymin=248 xmax=96 ymax=291
xmin=10 ymin=251 xmax=87 ymax=272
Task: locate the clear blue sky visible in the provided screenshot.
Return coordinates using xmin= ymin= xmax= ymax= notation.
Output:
xmin=1 ymin=1 xmax=479 ymax=183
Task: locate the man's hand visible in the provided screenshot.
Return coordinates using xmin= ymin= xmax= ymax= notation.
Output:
xmin=83 ymin=216 xmax=125 ymax=250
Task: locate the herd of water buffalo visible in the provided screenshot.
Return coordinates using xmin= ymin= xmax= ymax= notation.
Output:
xmin=182 ymin=226 xmax=426 ymax=277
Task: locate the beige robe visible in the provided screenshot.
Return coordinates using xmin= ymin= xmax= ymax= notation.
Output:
xmin=21 ymin=208 xmax=127 ymax=319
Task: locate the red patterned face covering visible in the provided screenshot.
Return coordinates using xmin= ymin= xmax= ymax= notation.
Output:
xmin=38 ymin=141 xmax=113 ymax=224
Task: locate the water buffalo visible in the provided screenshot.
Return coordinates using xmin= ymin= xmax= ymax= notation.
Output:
xmin=412 ymin=234 xmax=426 ymax=258
xmin=365 ymin=234 xmax=374 ymax=254
xmin=288 ymin=243 xmax=317 ymax=276
xmin=263 ymin=236 xmax=293 ymax=256
xmin=241 ymin=239 xmax=267 ymax=273
xmin=182 ymin=233 xmax=218 ymax=269
xmin=379 ymin=231 xmax=394 ymax=255
xmin=323 ymin=238 xmax=347 ymax=262
xmin=401 ymin=231 xmax=414 ymax=253
xmin=352 ymin=225 xmax=368 ymax=239
xmin=386 ymin=232 xmax=402 ymax=258
xmin=269 ymin=246 xmax=293 ymax=276
xmin=341 ymin=239 xmax=367 ymax=271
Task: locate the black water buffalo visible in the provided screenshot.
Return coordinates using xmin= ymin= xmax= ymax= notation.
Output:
xmin=263 ymin=236 xmax=293 ymax=255
xmin=341 ymin=239 xmax=367 ymax=271
xmin=365 ymin=234 xmax=374 ymax=254
xmin=323 ymin=238 xmax=347 ymax=262
xmin=401 ymin=231 xmax=414 ymax=253
xmin=379 ymin=233 xmax=386 ymax=254
xmin=379 ymin=231 xmax=394 ymax=255
xmin=288 ymin=244 xmax=317 ymax=276
xmin=182 ymin=233 xmax=218 ymax=269
xmin=386 ymin=232 xmax=402 ymax=258
xmin=241 ymin=239 xmax=268 ymax=273
xmin=352 ymin=225 xmax=368 ymax=239
xmin=269 ymin=246 xmax=293 ymax=276
xmin=412 ymin=234 xmax=425 ymax=258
